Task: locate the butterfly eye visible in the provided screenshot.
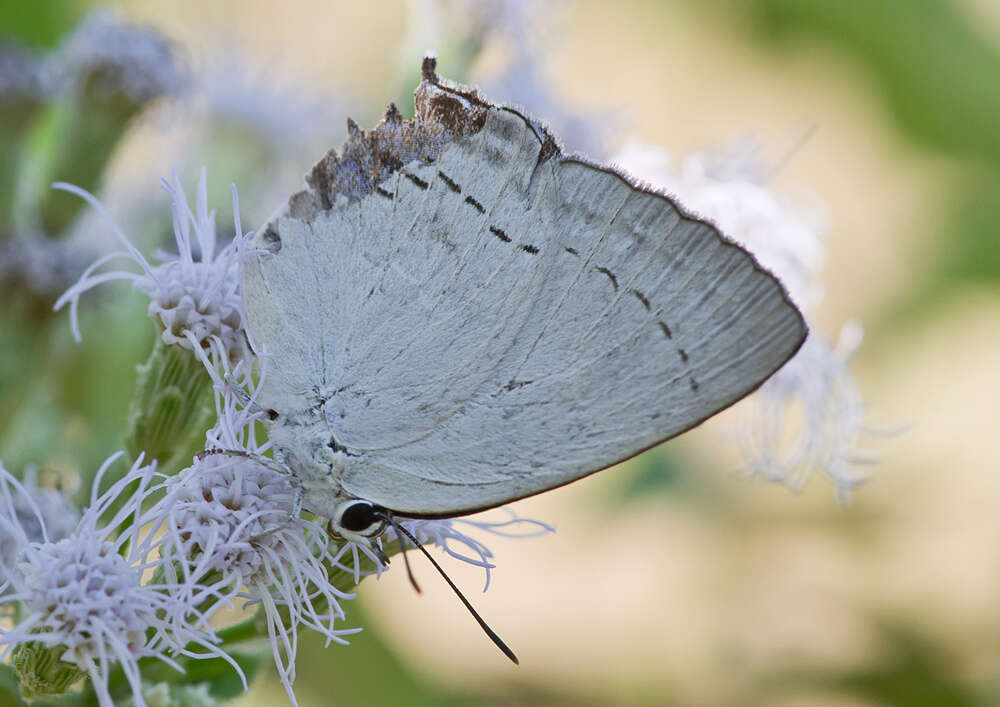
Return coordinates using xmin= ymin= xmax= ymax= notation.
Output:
xmin=338 ymin=500 xmax=383 ymax=534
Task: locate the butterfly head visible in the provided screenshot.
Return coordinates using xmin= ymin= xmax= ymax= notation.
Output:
xmin=329 ymin=498 xmax=388 ymax=548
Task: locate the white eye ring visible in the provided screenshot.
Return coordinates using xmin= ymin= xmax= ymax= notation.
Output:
xmin=332 ymin=500 xmax=386 ymax=539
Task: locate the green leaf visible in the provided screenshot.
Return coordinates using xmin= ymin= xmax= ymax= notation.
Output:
xmin=737 ymin=0 xmax=1000 ymax=168
xmin=886 ymin=168 xmax=1000 ymax=320
xmin=0 ymin=663 xmax=26 ymax=705
xmin=175 ymin=653 xmax=263 ymax=701
xmin=619 ymin=447 xmax=686 ymax=501
xmin=0 ymin=0 xmax=89 ymax=49
xmin=758 ymin=621 xmax=988 ymax=706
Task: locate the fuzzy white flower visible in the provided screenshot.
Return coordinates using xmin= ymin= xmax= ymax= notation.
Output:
xmin=155 ymin=452 xmax=356 ymax=706
xmin=397 ymin=513 xmax=553 ymax=589
xmin=53 ymin=169 xmax=256 ymax=366
xmin=0 ymin=466 xmax=79 ymax=583
xmin=0 ymin=454 xmax=238 ymax=707
xmin=738 ymin=322 xmax=871 ymax=500
xmin=614 ymin=137 xmax=875 ymax=497
xmin=149 ymin=348 xmax=356 ymax=706
xmin=328 ymin=509 xmax=554 ymax=593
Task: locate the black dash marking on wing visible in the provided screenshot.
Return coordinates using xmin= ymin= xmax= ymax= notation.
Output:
xmin=490 ymin=226 xmax=512 ymax=243
xmin=375 ymin=186 xmax=394 ymax=200
xmin=565 ymin=247 xmax=579 ymax=256
xmin=678 ymin=348 xmax=689 ymax=364
xmin=631 ymin=289 xmax=650 ymax=310
xmin=437 ymin=171 xmax=461 ymax=193
xmin=465 ymin=195 xmax=485 ymax=213
xmin=493 ymin=379 xmax=534 ymax=397
xmin=520 ymin=244 xmax=539 ymax=255
xmin=404 ymin=172 xmax=429 ymax=190
xmin=689 ymin=377 xmax=700 ymax=392
xmin=594 ymin=266 xmax=618 ymax=291
xmin=267 ymin=409 xmax=279 ymax=420
xmin=658 ymin=321 xmax=673 ymax=339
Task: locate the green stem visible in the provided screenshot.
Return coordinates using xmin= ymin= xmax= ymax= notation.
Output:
xmin=218 ymin=618 xmax=259 ymax=646
xmin=32 ymin=88 xmax=144 ymax=238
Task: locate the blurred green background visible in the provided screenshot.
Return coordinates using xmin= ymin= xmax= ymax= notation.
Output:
xmin=2 ymin=0 xmax=999 ymax=705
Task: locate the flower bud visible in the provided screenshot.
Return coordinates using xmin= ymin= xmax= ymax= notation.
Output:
xmin=126 ymin=336 xmax=214 ymax=475
xmin=11 ymin=639 xmax=86 ymax=699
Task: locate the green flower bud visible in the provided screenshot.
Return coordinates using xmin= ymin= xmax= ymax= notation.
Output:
xmin=125 ymin=337 xmax=214 ymax=476
xmin=11 ymin=639 xmax=85 ymax=699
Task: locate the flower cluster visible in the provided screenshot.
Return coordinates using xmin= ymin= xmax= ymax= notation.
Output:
xmin=141 ymin=350 xmax=356 ymax=703
xmin=54 ymin=170 xmax=255 ymax=367
xmin=0 ymin=467 xmax=78 ymax=587
xmin=0 ymin=455 xmax=239 ymax=707
xmin=2 ymin=170 xmax=553 ymax=706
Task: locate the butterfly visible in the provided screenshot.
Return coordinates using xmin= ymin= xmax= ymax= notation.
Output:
xmin=241 ymin=57 xmax=806 ymax=660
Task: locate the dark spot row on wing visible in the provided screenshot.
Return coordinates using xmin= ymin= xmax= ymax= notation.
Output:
xmin=438 ymin=170 xmax=461 ymax=193
xmin=375 ymin=186 xmax=394 ymax=200
xmin=490 ymin=225 xmax=511 ymax=243
xmin=578 ymin=260 xmax=694 ymax=370
xmin=410 ymin=165 xmax=540 ymax=257
xmin=405 ymin=165 xmax=699 ymax=376
xmin=594 ymin=266 xmax=618 ymax=291
xmin=404 ymin=172 xmax=429 ymax=189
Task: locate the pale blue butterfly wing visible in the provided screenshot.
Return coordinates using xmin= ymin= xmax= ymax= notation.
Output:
xmin=243 ymin=63 xmax=806 ymax=516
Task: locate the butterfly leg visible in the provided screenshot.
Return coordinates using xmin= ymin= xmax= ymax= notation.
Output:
xmin=224 ymin=374 xmax=269 ymax=415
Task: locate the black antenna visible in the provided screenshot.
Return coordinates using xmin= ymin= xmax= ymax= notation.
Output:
xmin=391 ymin=519 xmax=421 ymax=594
xmin=380 ymin=512 xmax=519 ymax=665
